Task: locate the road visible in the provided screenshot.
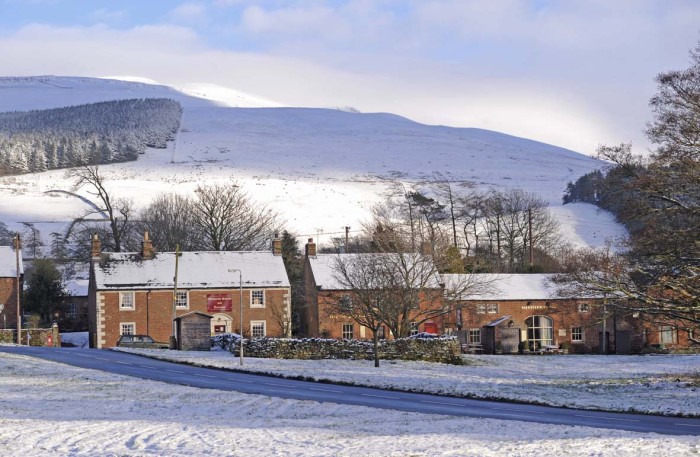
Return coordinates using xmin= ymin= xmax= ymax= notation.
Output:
xmin=2 ymin=346 xmax=699 ymax=436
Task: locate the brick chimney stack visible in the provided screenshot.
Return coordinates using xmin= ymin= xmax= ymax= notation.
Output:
xmin=91 ymin=233 xmax=101 ymax=258
xmin=305 ymin=238 xmax=317 ymax=257
xmin=272 ymin=234 xmax=283 ymax=256
xmin=141 ymin=231 xmax=156 ymax=259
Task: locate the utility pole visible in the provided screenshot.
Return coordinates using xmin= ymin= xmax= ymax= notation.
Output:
xmin=528 ymin=208 xmax=534 ymax=268
xmin=14 ymin=233 xmax=21 ymax=345
xmin=171 ymin=244 xmax=180 ymax=349
xmin=345 ymin=226 xmax=350 ymax=253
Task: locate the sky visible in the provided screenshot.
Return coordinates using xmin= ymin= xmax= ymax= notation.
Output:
xmin=0 ymin=1 xmax=698 ymax=154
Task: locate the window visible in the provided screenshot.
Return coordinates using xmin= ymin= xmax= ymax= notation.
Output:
xmin=66 ymin=302 xmax=78 ymax=319
xmin=250 ymin=290 xmax=265 ymax=307
xmin=377 ymin=326 xmax=386 ymax=339
xmin=468 ymin=328 xmax=481 ymax=345
xmin=659 ymin=326 xmax=677 ymax=345
xmin=175 ymin=291 xmax=188 ymax=309
xmin=525 ymin=315 xmax=553 ymax=351
xmin=571 ymin=326 xmax=583 ymax=342
xmin=251 ymin=320 xmax=266 ymax=338
xmin=409 ymin=322 xmax=419 ymax=336
xmin=339 ymin=294 xmax=352 ymax=311
xmin=120 ymin=322 xmax=135 ymax=335
xmin=119 ymin=292 xmax=135 ymax=310
xmin=578 ymin=303 xmax=590 ymax=313
xmin=477 ymin=303 xmax=498 ymax=314
xmin=342 ymin=323 xmax=354 ymax=339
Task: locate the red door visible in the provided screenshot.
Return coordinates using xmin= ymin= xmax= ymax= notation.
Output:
xmin=424 ymin=322 xmax=438 ymax=335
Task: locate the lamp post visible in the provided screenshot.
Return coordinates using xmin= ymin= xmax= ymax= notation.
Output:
xmin=228 ymin=268 xmax=244 ymax=366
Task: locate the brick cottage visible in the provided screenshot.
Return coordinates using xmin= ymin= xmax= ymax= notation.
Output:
xmin=88 ymin=233 xmax=291 ymax=349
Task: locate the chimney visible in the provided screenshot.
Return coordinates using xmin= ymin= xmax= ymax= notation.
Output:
xmin=272 ymin=235 xmax=283 ymax=256
xmin=305 ymin=238 xmax=317 ymax=257
xmin=91 ymin=233 xmax=101 ymax=258
xmin=141 ymin=231 xmax=156 ymax=259
xmin=420 ymin=241 xmax=432 ymax=256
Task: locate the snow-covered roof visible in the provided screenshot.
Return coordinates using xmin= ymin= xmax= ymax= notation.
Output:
xmin=308 ymin=253 xmax=442 ymax=290
xmin=442 ymin=274 xmax=559 ymax=300
xmin=94 ymin=251 xmax=289 ymax=290
xmin=65 ymin=278 xmax=89 ymax=297
xmin=0 ymin=246 xmax=23 ymax=277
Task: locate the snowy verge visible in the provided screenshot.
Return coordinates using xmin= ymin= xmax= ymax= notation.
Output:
xmin=114 ymin=348 xmax=700 ymax=417
xmin=2 ymin=351 xmax=700 ymax=456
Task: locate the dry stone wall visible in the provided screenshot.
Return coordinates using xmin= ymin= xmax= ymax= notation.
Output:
xmin=219 ymin=335 xmax=462 ymax=365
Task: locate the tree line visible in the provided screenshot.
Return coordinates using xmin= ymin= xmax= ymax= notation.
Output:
xmin=555 ymin=40 xmax=700 ymax=335
xmin=0 ymin=98 xmax=182 ymax=175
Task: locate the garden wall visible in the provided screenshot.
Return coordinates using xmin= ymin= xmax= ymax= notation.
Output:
xmin=214 ymin=334 xmax=462 ymax=364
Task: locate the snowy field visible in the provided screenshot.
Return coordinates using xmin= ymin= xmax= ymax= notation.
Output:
xmin=0 ymin=76 xmax=627 ymax=249
xmin=1 ymin=352 xmax=699 ymax=457
xmin=116 ymin=348 xmax=700 ymax=416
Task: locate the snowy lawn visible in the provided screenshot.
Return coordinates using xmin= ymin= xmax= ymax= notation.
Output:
xmin=1 ymin=352 xmax=699 ymax=456
xmin=115 ymin=348 xmax=700 ymax=416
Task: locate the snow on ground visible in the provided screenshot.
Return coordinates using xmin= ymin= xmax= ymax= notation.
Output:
xmin=60 ymin=331 xmax=88 ymax=348
xmin=116 ymin=349 xmax=700 ymax=416
xmin=0 ymin=76 xmax=623 ymax=249
xmin=1 ymin=352 xmax=698 ymax=457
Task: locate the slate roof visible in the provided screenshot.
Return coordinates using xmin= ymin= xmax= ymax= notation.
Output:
xmin=308 ymin=253 xmax=442 ymax=290
xmin=94 ymin=251 xmax=289 ymax=290
xmin=0 ymin=246 xmax=23 ymax=277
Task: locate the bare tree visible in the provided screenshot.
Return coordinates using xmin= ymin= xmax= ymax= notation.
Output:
xmin=68 ymin=165 xmax=135 ymax=252
xmin=138 ymin=193 xmax=200 ymax=251
xmin=191 ymin=181 xmax=283 ymax=251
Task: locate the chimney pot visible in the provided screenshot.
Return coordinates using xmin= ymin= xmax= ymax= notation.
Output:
xmin=141 ymin=231 xmax=156 ymax=259
xmin=272 ymin=237 xmax=283 ymax=256
xmin=91 ymin=233 xmax=101 ymax=258
xmin=305 ymin=238 xmax=317 ymax=257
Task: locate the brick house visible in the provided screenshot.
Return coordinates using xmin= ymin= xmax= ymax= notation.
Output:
xmin=0 ymin=245 xmax=23 ymax=332
xmin=442 ymin=273 xmax=650 ymax=354
xmin=88 ymin=233 xmax=291 ymax=349
xmin=302 ymin=239 xmax=444 ymax=339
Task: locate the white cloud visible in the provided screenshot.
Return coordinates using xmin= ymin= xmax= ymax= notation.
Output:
xmin=167 ymin=2 xmax=208 ymax=25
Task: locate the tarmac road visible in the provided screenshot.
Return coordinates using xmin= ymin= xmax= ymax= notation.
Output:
xmin=2 ymin=345 xmax=699 ymax=436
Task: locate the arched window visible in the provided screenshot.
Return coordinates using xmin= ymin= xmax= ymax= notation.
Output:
xmin=525 ymin=315 xmax=553 ymax=351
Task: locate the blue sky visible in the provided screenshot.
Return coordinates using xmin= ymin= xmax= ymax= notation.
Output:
xmin=0 ymin=0 xmax=699 ymax=153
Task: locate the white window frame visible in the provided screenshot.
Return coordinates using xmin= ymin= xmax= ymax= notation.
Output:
xmin=120 ymin=322 xmax=136 ymax=335
xmin=409 ymin=322 xmax=419 ymax=336
xmin=251 ymin=320 xmax=266 ymax=338
xmin=476 ymin=304 xmax=487 ymax=314
xmin=487 ymin=303 xmax=498 ymax=314
xmin=175 ymin=290 xmax=189 ymax=310
xmin=119 ymin=291 xmax=135 ymax=310
xmin=578 ymin=303 xmax=590 ymax=313
xmin=342 ymin=323 xmax=354 ymax=339
xmin=468 ymin=328 xmax=481 ymax=344
xmin=571 ymin=326 xmax=583 ymax=342
xmin=659 ymin=326 xmax=677 ymax=345
xmin=250 ymin=290 xmax=265 ymax=308
xmin=340 ymin=294 xmax=352 ymax=311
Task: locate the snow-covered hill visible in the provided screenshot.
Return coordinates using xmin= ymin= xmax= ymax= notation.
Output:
xmin=0 ymin=76 xmax=625 ymax=249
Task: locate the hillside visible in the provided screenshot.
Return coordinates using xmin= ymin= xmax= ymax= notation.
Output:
xmin=0 ymin=76 xmax=625 ymax=250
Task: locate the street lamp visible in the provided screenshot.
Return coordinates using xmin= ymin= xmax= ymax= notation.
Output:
xmin=228 ymin=268 xmax=244 ymax=366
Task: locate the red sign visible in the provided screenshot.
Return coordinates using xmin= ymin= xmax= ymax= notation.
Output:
xmin=207 ymin=293 xmax=232 ymax=312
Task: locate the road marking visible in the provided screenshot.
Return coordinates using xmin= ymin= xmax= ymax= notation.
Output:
xmin=674 ymin=423 xmax=700 ymax=428
xmin=227 ymin=378 xmax=253 ymax=383
xmin=116 ymin=361 xmax=132 ymax=365
xmin=166 ymin=369 xmax=185 ymax=374
xmin=264 ymin=383 xmax=288 ymax=388
xmin=574 ymin=414 xmax=639 ymax=422
xmin=309 ymin=387 xmax=342 ymax=393
xmin=194 ymin=374 xmax=216 ymax=378
xmin=95 ymin=357 xmax=109 ymax=361
xmin=360 ymin=394 xmax=400 ymax=400
xmin=493 ymin=407 xmax=541 ymax=414
xmin=492 ymin=413 xmax=526 ymax=418
xmin=138 ymin=365 xmax=152 ymax=369
xmin=420 ymin=400 xmax=466 ymax=407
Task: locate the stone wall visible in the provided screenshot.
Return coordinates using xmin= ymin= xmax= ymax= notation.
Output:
xmin=0 ymin=327 xmax=60 ymax=346
xmin=226 ymin=335 xmax=462 ymax=365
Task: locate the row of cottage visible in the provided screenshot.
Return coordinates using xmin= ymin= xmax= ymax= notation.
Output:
xmin=0 ymin=234 xmax=694 ymax=353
